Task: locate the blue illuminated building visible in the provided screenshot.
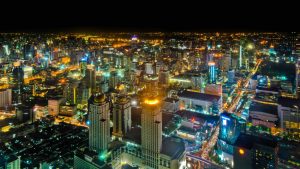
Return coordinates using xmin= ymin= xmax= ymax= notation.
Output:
xmin=208 ymin=61 xmax=216 ymax=84
xmin=217 ymin=112 xmax=246 ymax=167
xmin=219 ymin=112 xmax=246 ymax=145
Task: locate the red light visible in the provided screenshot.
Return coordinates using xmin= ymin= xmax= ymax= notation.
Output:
xmin=191 ymin=117 xmax=195 ymax=123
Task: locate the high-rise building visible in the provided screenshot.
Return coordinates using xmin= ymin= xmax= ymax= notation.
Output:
xmin=77 ymin=82 xmax=90 ymax=105
xmin=217 ymin=112 xmax=246 ymax=167
xmin=85 ymin=64 xmax=96 ymax=93
xmin=219 ymin=112 xmax=246 ymax=145
xmin=145 ymin=62 xmax=154 ymax=75
xmin=141 ymin=95 xmax=162 ymax=169
xmin=208 ymin=61 xmax=216 ymax=84
xmin=158 ymin=70 xmax=169 ymax=86
xmin=12 ymin=61 xmax=24 ymax=104
xmin=0 ymin=88 xmax=11 ymax=108
xmin=88 ymin=93 xmax=110 ymax=153
xmin=239 ymin=45 xmax=243 ymax=69
xmin=112 ymin=95 xmax=131 ymax=138
xmin=48 ymin=97 xmax=65 ymax=116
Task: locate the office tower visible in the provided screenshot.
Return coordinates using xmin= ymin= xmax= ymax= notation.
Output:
xmin=158 ymin=70 xmax=169 ymax=86
xmin=112 ymin=95 xmax=131 ymax=138
xmin=85 ymin=65 xmax=96 ymax=93
xmin=0 ymin=88 xmax=11 ymax=108
xmin=80 ymin=57 xmax=88 ymax=77
xmin=217 ymin=112 xmax=246 ymax=167
xmin=64 ymin=80 xmax=80 ymax=105
xmin=219 ymin=112 xmax=246 ymax=145
xmin=77 ymin=82 xmax=90 ymax=105
xmin=239 ymin=45 xmax=243 ymax=68
xmin=12 ymin=61 xmax=24 ymax=104
xmin=23 ymin=44 xmax=34 ymax=60
xmin=88 ymin=93 xmax=110 ymax=152
xmin=48 ymin=97 xmax=65 ymax=116
xmin=208 ymin=61 xmax=216 ymax=84
xmin=145 ymin=62 xmax=154 ymax=75
xmin=109 ymin=71 xmax=121 ymax=89
xmin=141 ymin=94 xmax=162 ymax=169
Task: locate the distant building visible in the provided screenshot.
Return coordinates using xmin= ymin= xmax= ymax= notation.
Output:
xmin=145 ymin=63 xmax=153 ymax=75
xmin=227 ymin=69 xmax=235 ymax=83
xmin=59 ymin=105 xmax=76 ymax=116
xmin=113 ymin=95 xmax=131 ymax=138
xmin=48 ymin=97 xmax=65 ymax=116
xmin=208 ymin=61 xmax=216 ymax=84
xmin=0 ymin=88 xmax=11 ymax=108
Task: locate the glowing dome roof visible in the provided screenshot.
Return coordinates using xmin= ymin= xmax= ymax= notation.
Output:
xmin=94 ymin=93 xmax=106 ymax=103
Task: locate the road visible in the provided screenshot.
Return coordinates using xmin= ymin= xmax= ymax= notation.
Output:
xmin=196 ymin=59 xmax=262 ymax=162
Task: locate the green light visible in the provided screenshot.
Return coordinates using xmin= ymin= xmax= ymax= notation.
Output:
xmin=99 ymin=152 xmax=106 ymax=161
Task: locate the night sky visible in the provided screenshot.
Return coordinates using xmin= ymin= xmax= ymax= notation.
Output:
xmin=0 ymin=1 xmax=299 ymax=32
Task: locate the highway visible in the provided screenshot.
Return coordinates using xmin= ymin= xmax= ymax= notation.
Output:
xmin=189 ymin=59 xmax=263 ymax=168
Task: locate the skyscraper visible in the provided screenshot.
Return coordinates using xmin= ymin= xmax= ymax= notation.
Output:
xmin=141 ymin=94 xmax=162 ymax=169
xmin=112 ymin=95 xmax=131 ymax=138
xmin=12 ymin=61 xmax=24 ymax=104
xmin=88 ymin=93 xmax=110 ymax=153
xmin=208 ymin=61 xmax=216 ymax=84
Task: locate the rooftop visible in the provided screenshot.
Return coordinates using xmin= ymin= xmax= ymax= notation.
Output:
xmin=278 ymin=97 xmax=300 ymax=108
xmin=249 ymin=101 xmax=278 ymax=115
xmin=178 ymin=90 xmax=221 ymax=102
xmin=160 ymin=137 xmax=185 ymax=160
xmin=234 ymin=133 xmax=278 ymax=150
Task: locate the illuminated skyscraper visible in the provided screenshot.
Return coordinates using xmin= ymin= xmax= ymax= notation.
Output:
xmin=239 ymin=45 xmax=243 ymax=68
xmin=88 ymin=93 xmax=110 ymax=152
xmin=112 ymin=95 xmax=131 ymax=138
xmin=12 ymin=61 xmax=24 ymax=104
xmin=85 ymin=64 xmax=96 ymax=93
xmin=208 ymin=61 xmax=216 ymax=84
xmin=141 ymin=95 xmax=162 ymax=169
xmin=80 ymin=56 xmax=88 ymax=77
xmin=219 ymin=112 xmax=246 ymax=145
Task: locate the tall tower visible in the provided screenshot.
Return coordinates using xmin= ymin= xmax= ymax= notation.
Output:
xmin=112 ymin=95 xmax=131 ymax=138
xmin=88 ymin=93 xmax=110 ymax=153
xmin=239 ymin=45 xmax=243 ymax=69
xmin=85 ymin=64 xmax=96 ymax=93
xmin=141 ymin=94 xmax=162 ymax=169
xmin=12 ymin=61 xmax=24 ymax=104
xmin=208 ymin=61 xmax=216 ymax=84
